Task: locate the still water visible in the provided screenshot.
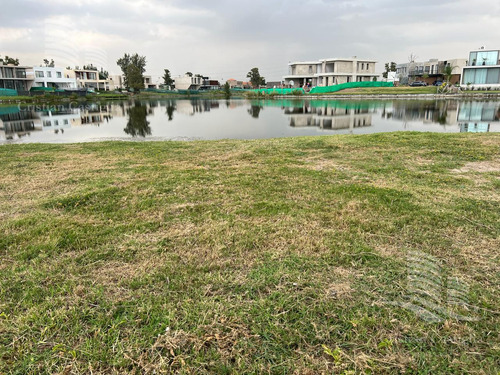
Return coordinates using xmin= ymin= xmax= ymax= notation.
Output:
xmin=1 ymin=99 xmax=499 ymax=144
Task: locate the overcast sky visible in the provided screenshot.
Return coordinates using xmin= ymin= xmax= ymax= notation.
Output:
xmin=1 ymin=0 xmax=499 ymax=83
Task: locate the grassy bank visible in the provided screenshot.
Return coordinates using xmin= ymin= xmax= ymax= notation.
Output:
xmin=0 ymin=133 xmax=499 ymax=374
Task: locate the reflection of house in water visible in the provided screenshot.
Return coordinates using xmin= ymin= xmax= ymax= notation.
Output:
xmin=286 ymin=103 xmax=373 ymax=131
xmin=386 ymin=100 xmax=459 ymax=125
xmin=74 ymin=104 xmax=114 ymax=126
xmin=458 ymin=101 xmax=500 ymax=133
xmin=175 ymin=100 xmax=220 ymax=116
xmin=0 ymin=107 xmax=42 ymax=140
xmin=39 ymin=109 xmax=80 ymax=132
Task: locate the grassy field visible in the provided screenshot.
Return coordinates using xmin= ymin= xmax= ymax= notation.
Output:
xmin=0 ymin=133 xmax=499 ymax=374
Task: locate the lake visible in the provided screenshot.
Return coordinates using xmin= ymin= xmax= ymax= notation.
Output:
xmin=1 ymin=98 xmax=499 ymax=144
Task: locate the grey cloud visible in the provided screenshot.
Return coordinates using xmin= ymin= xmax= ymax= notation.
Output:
xmin=1 ymin=0 xmax=500 ymax=80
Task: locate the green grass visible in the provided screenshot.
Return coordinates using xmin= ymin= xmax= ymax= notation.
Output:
xmin=0 ymin=133 xmax=499 ymax=374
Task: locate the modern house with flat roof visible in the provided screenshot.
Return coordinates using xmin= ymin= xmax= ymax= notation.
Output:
xmin=174 ymin=75 xmax=203 ymax=91
xmin=0 ymin=65 xmax=34 ymax=92
xmin=283 ymin=57 xmax=378 ymax=88
xmin=396 ymin=58 xmax=467 ymax=85
xmin=33 ymin=67 xmax=77 ymax=89
xmin=462 ymin=49 xmax=500 ymax=88
xmin=65 ymin=67 xmax=112 ymax=91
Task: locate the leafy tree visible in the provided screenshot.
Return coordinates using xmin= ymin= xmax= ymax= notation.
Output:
xmin=382 ymin=62 xmax=397 ymax=78
xmin=224 ymin=82 xmax=231 ymax=99
xmin=43 ymin=59 xmax=55 ymax=67
xmin=443 ymin=64 xmax=457 ymax=84
xmin=247 ymin=67 xmax=265 ymax=88
xmin=126 ymin=64 xmax=145 ymax=91
xmin=117 ymin=53 xmax=147 ymax=91
xmin=163 ymin=69 xmax=174 ymax=86
xmin=0 ymin=56 xmax=20 ymax=66
xmin=99 ymin=68 xmax=109 ymax=80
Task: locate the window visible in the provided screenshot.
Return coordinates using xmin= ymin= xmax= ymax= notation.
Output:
xmin=366 ymin=63 xmax=369 ymax=70
xmin=474 ymin=51 xmax=499 ymax=66
xmin=57 ymin=72 xmax=62 ymax=78
xmin=486 ymin=68 xmax=500 ymax=84
xmin=361 ymin=63 xmax=364 ymax=70
xmin=308 ymin=65 xmax=313 ymax=74
xmin=463 ymin=68 xmax=490 ymax=84
xmin=47 ymin=71 xmax=52 ymax=78
xmin=35 ymin=71 xmax=44 ymax=78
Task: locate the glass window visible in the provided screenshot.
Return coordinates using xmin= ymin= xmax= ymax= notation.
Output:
xmin=36 ymin=71 xmax=44 ymax=78
xmin=463 ymin=69 xmax=475 ymax=84
xmin=477 ymin=51 xmax=499 ymax=66
xmin=486 ymin=68 xmax=500 ymax=84
xmin=469 ymin=52 xmax=477 ymax=65
xmin=57 ymin=72 xmax=62 ymax=78
xmin=475 ymin=68 xmax=488 ymax=84
xmin=47 ymin=71 xmax=52 ymax=78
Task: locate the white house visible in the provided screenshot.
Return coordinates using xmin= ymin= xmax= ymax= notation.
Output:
xmin=174 ymin=75 xmax=203 ymax=90
xmin=283 ymin=57 xmax=378 ymax=88
xmin=33 ymin=66 xmax=77 ymax=89
xmin=462 ymin=49 xmax=500 ymax=88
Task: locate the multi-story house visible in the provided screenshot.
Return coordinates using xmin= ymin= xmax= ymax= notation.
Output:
xmin=462 ymin=49 xmax=500 ymax=88
xmin=0 ymin=65 xmax=34 ymax=92
xmin=396 ymin=58 xmax=467 ymax=85
xmin=283 ymin=57 xmax=378 ymax=88
xmin=32 ymin=67 xmax=77 ymax=90
xmin=65 ymin=67 xmax=112 ymax=91
xmin=174 ymin=74 xmax=203 ymax=91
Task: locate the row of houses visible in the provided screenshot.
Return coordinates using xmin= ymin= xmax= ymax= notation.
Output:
xmin=282 ymin=48 xmax=500 ymax=89
xmin=2 ymin=47 xmax=499 ymax=93
xmin=0 ymin=64 xmax=159 ymax=93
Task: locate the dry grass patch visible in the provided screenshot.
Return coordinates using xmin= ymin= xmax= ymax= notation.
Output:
xmin=452 ymin=159 xmax=500 ymax=173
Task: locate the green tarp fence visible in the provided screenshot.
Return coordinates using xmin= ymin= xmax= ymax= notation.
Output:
xmin=309 ymin=81 xmax=393 ymax=94
xmin=30 ymin=86 xmax=55 ymax=92
xmin=0 ymin=88 xmax=18 ymax=96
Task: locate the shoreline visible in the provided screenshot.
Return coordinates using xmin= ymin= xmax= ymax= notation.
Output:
xmin=2 ymin=91 xmax=500 ymax=105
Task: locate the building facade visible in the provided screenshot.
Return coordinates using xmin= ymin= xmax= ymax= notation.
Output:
xmin=283 ymin=57 xmax=378 ymax=88
xmin=396 ymin=58 xmax=467 ymax=85
xmin=462 ymin=49 xmax=500 ymax=88
xmin=65 ymin=68 xmax=112 ymax=91
xmin=33 ymin=67 xmax=77 ymax=89
xmin=0 ymin=65 xmax=34 ymax=92
xmin=174 ymin=75 xmax=203 ymax=91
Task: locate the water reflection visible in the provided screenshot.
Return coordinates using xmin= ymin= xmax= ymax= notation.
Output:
xmin=124 ymin=101 xmax=151 ymax=137
xmin=1 ymin=99 xmax=499 ymax=142
xmin=282 ymin=101 xmax=374 ymax=132
xmin=248 ymin=105 xmax=263 ymax=119
xmin=384 ymin=100 xmax=459 ymax=125
xmin=458 ymin=101 xmax=500 ymax=133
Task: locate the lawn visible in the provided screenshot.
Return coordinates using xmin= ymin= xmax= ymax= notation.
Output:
xmin=0 ymin=133 xmax=499 ymax=374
